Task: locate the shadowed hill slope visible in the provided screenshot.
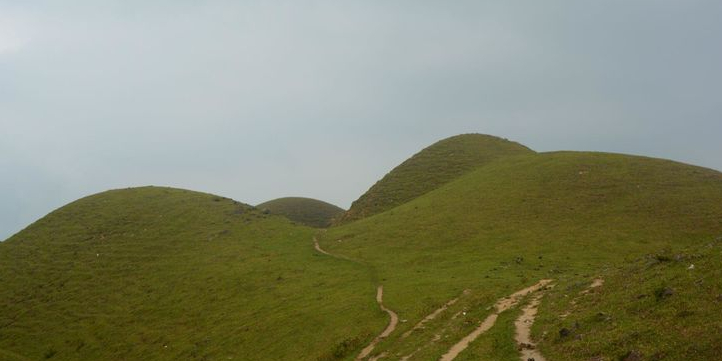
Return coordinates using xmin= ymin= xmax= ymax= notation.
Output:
xmin=0 ymin=187 xmax=380 ymax=361
xmin=257 ymin=197 xmax=344 ymax=228
xmin=318 ymin=151 xmax=722 ymax=359
xmin=335 ymin=134 xmax=533 ymax=224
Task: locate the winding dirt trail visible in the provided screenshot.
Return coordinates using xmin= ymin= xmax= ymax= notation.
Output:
xmin=438 ymin=279 xmax=553 ymax=361
xmin=312 ymin=236 xmax=399 ymax=360
xmin=356 ymin=285 xmax=399 ymax=360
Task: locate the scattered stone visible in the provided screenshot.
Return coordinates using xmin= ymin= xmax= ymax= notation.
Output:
xmin=518 ymin=342 xmax=535 ymax=350
xmin=621 ymin=350 xmax=643 ymax=361
xmin=687 ymin=264 xmax=695 ymax=270
xmin=559 ymin=328 xmax=572 ymax=338
xmin=654 ymin=287 xmax=674 ymax=300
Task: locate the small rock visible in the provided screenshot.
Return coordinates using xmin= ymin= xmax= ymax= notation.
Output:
xmin=559 ymin=328 xmax=572 ymax=338
xmin=688 ymin=264 xmax=695 ymax=270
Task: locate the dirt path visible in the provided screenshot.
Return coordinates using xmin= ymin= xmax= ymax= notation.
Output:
xmin=312 ymin=236 xmax=399 ymax=361
xmin=356 ymin=285 xmax=399 ymax=360
xmin=402 ymin=289 xmax=470 ymax=339
xmin=313 ymin=237 xmax=333 ymax=256
xmin=514 ymin=286 xmax=551 ymax=361
xmin=439 ymin=279 xmax=553 ymax=361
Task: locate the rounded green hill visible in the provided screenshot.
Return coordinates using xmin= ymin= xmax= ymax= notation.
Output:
xmin=336 ymin=133 xmax=533 ymax=224
xmin=257 ymin=197 xmax=345 ymax=228
xmin=0 ymin=186 xmax=376 ymax=361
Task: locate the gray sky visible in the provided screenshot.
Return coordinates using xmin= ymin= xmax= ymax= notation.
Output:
xmin=2 ymin=1 xmax=721 ymax=240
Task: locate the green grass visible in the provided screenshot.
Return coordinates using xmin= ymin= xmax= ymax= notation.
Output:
xmin=257 ymin=197 xmax=345 ymax=228
xmin=0 ymin=187 xmax=381 ymax=361
xmin=336 ymin=134 xmax=533 ymax=224
xmin=534 ymin=240 xmax=722 ymax=361
xmin=319 ymin=151 xmax=722 ymax=359
xmin=3 ymin=136 xmax=722 ymax=361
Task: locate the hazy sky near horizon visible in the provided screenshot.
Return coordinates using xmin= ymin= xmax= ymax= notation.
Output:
xmin=2 ymin=1 xmax=722 ymax=240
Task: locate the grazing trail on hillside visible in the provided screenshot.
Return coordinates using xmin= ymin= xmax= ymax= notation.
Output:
xmin=402 ymin=289 xmax=470 ymax=339
xmin=439 ymin=279 xmax=553 ymax=361
xmin=514 ymin=284 xmax=553 ymax=361
xmin=355 ymin=286 xmax=399 ymax=360
xmin=312 ymin=237 xmax=399 ymax=360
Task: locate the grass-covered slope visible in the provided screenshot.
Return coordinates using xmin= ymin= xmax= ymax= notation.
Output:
xmin=336 ymin=134 xmax=533 ymax=224
xmin=318 ymin=151 xmax=722 ymax=359
xmin=0 ymin=187 xmax=381 ymax=361
xmin=257 ymin=197 xmax=344 ymax=228
xmin=535 ymin=240 xmax=722 ymax=360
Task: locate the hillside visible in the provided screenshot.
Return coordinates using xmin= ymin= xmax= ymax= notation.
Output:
xmin=0 ymin=187 xmax=381 ymax=361
xmin=318 ymin=151 xmax=722 ymax=360
xmin=534 ymin=240 xmax=722 ymax=360
xmin=3 ymin=137 xmax=722 ymax=361
xmin=335 ymin=134 xmax=533 ymax=224
xmin=257 ymin=197 xmax=344 ymax=228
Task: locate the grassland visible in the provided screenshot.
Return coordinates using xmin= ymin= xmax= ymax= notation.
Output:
xmin=0 ymin=187 xmax=383 ymax=361
xmin=534 ymin=240 xmax=722 ymax=360
xmin=2 ymin=135 xmax=722 ymax=361
xmin=318 ymin=151 xmax=722 ymax=360
xmin=257 ymin=197 xmax=345 ymax=228
xmin=336 ymin=134 xmax=533 ymax=224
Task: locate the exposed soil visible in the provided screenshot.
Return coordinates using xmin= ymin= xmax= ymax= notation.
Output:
xmin=356 ymin=286 xmax=399 ymax=360
xmin=439 ymin=279 xmax=553 ymax=361
xmin=514 ymin=287 xmax=550 ymax=361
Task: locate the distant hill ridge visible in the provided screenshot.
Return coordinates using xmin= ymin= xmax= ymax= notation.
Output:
xmin=336 ymin=133 xmax=533 ymax=224
xmin=257 ymin=197 xmax=344 ymax=228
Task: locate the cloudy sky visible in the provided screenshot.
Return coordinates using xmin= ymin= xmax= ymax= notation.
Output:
xmin=2 ymin=1 xmax=721 ymax=240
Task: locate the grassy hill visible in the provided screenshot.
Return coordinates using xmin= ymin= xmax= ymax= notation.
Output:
xmin=335 ymin=134 xmax=533 ymax=224
xmin=0 ymin=187 xmax=383 ymax=361
xmin=257 ymin=197 xmax=344 ymax=228
xmin=318 ymin=151 xmax=722 ymax=359
xmin=3 ymin=136 xmax=722 ymax=361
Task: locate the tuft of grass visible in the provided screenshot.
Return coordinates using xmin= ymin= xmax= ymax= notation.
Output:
xmin=257 ymin=197 xmax=345 ymax=228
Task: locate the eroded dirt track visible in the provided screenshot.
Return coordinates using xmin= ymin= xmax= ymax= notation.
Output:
xmin=439 ymin=279 xmax=553 ymax=361
xmin=356 ymin=286 xmax=399 ymax=360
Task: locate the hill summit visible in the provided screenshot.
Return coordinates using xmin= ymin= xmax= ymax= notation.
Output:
xmin=336 ymin=133 xmax=533 ymax=223
xmin=257 ymin=197 xmax=344 ymax=228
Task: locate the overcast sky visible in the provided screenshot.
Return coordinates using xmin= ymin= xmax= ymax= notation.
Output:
xmin=2 ymin=1 xmax=721 ymax=240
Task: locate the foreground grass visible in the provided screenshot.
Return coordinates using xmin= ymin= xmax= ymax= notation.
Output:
xmin=535 ymin=240 xmax=722 ymax=361
xmin=0 ymin=187 xmax=380 ymax=361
